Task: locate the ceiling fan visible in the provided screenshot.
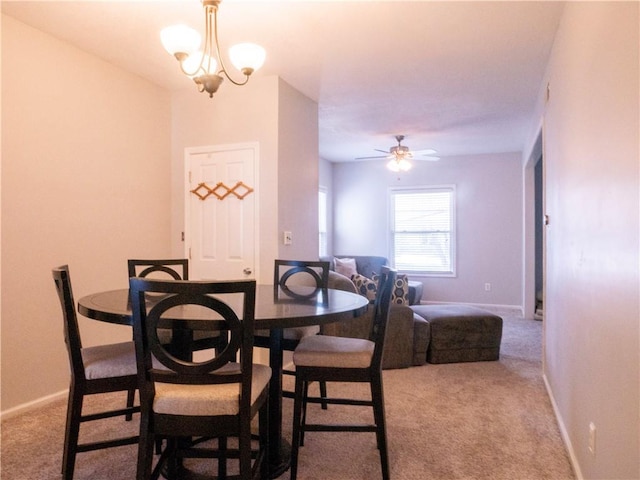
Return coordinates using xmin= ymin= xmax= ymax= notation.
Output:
xmin=356 ymin=135 xmax=440 ymax=172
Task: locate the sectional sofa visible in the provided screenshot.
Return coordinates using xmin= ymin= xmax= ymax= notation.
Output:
xmin=320 ymin=255 xmax=503 ymax=368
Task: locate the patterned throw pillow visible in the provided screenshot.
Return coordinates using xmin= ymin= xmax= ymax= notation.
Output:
xmin=373 ymin=273 xmax=409 ymax=306
xmin=334 ymin=257 xmax=358 ymax=277
xmin=351 ymin=273 xmax=377 ymax=302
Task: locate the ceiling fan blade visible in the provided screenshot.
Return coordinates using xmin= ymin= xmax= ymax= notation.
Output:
xmin=413 ymin=156 xmax=441 ymax=162
xmin=355 ymin=155 xmax=389 ymax=160
xmin=412 ymin=148 xmax=438 ymax=155
xmin=374 ymin=149 xmax=390 ymax=154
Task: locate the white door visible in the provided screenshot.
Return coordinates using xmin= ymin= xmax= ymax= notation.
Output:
xmin=185 ymin=143 xmax=258 ymax=281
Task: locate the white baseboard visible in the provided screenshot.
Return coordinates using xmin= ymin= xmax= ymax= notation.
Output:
xmin=1 ymin=389 xmax=68 ymax=421
xmin=418 ymin=300 xmax=524 ymax=317
xmin=543 ymin=373 xmax=583 ymax=479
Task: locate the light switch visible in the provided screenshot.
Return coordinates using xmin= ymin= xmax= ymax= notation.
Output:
xmin=283 ymin=231 xmax=292 ymax=245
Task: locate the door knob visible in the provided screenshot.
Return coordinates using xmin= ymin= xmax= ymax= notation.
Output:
xmin=243 ymin=268 xmax=252 ymax=275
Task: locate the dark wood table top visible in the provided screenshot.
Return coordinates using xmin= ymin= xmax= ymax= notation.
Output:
xmin=77 ymin=284 xmax=369 ymax=330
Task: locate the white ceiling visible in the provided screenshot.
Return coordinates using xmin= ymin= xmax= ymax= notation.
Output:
xmin=1 ymin=0 xmax=564 ymax=163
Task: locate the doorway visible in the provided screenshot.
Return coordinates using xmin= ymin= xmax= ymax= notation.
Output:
xmin=534 ymin=153 xmax=544 ymax=320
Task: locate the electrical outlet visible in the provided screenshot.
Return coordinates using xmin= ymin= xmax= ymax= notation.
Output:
xmin=484 ymin=283 xmax=491 ymax=292
xmin=588 ymin=422 xmax=596 ymax=456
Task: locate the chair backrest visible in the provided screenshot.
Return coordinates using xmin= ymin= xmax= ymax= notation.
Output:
xmin=129 ymin=277 xmax=257 ymax=413
xmin=274 ymin=260 xmax=330 ymax=289
xmin=370 ymin=266 xmax=397 ymax=370
xmin=274 ymin=260 xmax=330 ymax=302
xmin=127 ymin=259 xmax=188 ymax=280
xmin=52 ymin=265 xmax=85 ymax=381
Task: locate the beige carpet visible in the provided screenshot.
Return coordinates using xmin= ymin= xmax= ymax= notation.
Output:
xmin=1 ymin=315 xmax=575 ymax=479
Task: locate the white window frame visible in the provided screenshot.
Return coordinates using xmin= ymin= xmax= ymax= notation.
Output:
xmin=389 ymin=185 xmax=456 ymax=277
xmin=318 ymin=187 xmax=328 ymax=257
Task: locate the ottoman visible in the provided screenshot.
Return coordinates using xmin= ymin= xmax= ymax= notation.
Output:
xmin=410 ymin=304 xmax=503 ymax=364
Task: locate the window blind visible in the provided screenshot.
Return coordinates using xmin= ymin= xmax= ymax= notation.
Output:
xmin=318 ymin=189 xmax=328 ymax=257
xmin=391 ymin=188 xmax=454 ymax=274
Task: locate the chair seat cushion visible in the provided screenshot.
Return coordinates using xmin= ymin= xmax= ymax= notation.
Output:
xmin=153 ymin=363 xmax=272 ymax=416
xmin=293 ymin=335 xmax=374 ymax=368
xmin=82 ymin=341 xmax=137 ymax=379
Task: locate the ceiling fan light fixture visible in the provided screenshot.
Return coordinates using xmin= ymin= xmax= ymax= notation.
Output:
xmin=398 ymin=158 xmax=412 ymax=171
xmin=391 ymin=145 xmax=410 ymax=156
xmin=358 ymin=134 xmax=437 ymax=169
xmin=387 ymin=158 xmax=412 ymax=172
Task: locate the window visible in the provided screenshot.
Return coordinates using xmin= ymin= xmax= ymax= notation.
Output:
xmin=318 ymin=188 xmax=328 ymax=257
xmin=390 ymin=186 xmax=455 ymax=275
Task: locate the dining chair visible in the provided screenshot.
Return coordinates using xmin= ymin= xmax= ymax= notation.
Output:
xmin=289 ymin=266 xmax=396 ymax=480
xmin=129 ymin=277 xmax=271 ymax=480
xmin=254 ymin=260 xmax=330 ymax=407
xmin=52 ymin=265 xmax=140 ymax=480
xmin=127 ymin=258 xmax=226 ymax=354
xmin=126 ymin=259 xmax=189 ymax=417
xmin=127 ymin=258 xmax=188 ymax=281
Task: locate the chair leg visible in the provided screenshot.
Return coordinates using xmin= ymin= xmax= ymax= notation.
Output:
xmin=300 ymin=380 xmax=311 ymax=447
xmin=290 ymin=376 xmax=306 ymax=480
xmin=136 ymin=414 xmax=156 ymax=480
xmin=371 ymin=376 xmax=390 ymax=480
xmin=62 ymin=386 xmax=83 ymax=480
xmin=319 ymin=380 xmax=328 ymax=410
xmin=154 ymin=436 xmax=163 ymax=455
xmin=218 ymin=436 xmax=227 ymax=479
xmin=239 ymin=420 xmax=252 ymax=479
xmin=259 ymin=399 xmax=270 ymax=480
xmin=125 ymin=388 xmax=136 ymax=421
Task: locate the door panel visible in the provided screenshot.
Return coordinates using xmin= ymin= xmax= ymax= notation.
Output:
xmin=186 ymin=143 xmax=258 ymax=281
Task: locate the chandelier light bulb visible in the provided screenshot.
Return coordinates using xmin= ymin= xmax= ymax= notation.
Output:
xmin=183 ymin=52 xmax=218 ymax=77
xmin=160 ymin=25 xmax=201 ymax=57
xmin=229 ymin=43 xmax=266 ymax=75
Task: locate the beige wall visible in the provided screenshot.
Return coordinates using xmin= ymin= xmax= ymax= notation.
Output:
xmin=169 ymin=77 xmax=319 ymax=282
xmin=534 ymin=3 xmax=639 ymax=478
xmin=277 ymin=79 xmax=319 ymax=260
xmin=1 ymin=15 xmax=172 ymax=411
xmin=1 ymin=14 xmax=319 ymax=411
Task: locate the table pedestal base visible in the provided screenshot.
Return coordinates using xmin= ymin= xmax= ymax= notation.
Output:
xmin=267 ymin=439 xmax=291 ymax=479
xmin=158 ymin=438 xmax=291 ymax=479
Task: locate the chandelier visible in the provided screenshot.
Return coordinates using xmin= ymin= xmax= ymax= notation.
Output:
xmin=160 ymin=0 xmax=266 ymax=98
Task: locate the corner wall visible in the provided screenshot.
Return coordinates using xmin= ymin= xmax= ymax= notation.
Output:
xmin=535 ymin=3 xmax=639 ymax=478
xmin=169 ymin=77 xmax=280 ymax=284
xmin=277 ymin=80 xmax=319 ymax=260
xmin=170 ymin=77 xmax=319 ymax=282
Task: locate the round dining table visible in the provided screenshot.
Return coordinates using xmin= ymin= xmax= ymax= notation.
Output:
xmin=77 ymin=284 xmax=368 ymax=478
